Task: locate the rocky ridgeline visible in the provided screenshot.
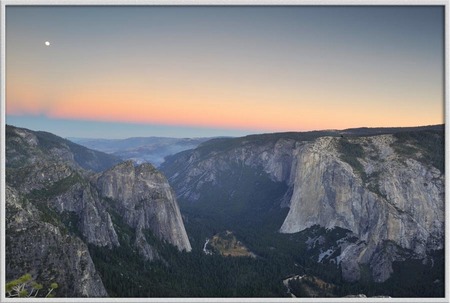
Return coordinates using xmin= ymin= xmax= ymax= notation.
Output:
xmin=162 ymin=128 xmax=444 ymax=283
xmin=5 ymin=125 xmax=191 ymax=297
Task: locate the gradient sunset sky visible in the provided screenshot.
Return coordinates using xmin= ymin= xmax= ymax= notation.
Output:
xmin=5 ymin=5 xmax=444 ymax=138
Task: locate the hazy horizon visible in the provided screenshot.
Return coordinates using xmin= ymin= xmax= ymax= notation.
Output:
xmin=5 ymin=6 xmax=444 ymax=138
xmin=6 ymin=117 xmax=444 ymax=140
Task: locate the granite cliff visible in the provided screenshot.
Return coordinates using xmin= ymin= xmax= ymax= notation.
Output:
xmin=5 ymin=125 xmax=191 ymax=297
xmin=161 ymin=126 xmax=444 ymax=283
xmin=95 ymin=161 xmax=192 ymax=258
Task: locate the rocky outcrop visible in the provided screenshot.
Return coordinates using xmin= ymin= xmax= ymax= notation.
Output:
xmin=7 ymin=158 xmax=120 ymax=249
xmin=5 ymin=185 xmax=108 ymax=297
xmin=95 ymin=161 xmax=192 ymax=257
xmin=5 ymin=125 xmax=192 ymax=296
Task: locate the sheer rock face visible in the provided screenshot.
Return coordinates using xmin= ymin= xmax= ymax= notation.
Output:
xmin=279 ymin=136 xmax=443 ymax=282
xmin=95 ymin=161 xmax=192 ymax=256
xmin=5 ymin=185 xmax=108 ymax=297
xmin=164 ymin=138 xmax=298 ymax=202
xmin=162 ymin=131 xmax=444 ymax=283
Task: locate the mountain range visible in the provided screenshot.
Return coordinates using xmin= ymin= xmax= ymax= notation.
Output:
xmin=69 ymin=136 xmax=213 ymax=167
xmin=4 ymin=124 xmax=445 ymax=297
xmin=160 ymin=125 xmax=444 ymax=284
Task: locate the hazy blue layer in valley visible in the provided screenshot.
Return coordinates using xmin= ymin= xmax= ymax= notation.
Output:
xmin=70 ymin=136 xmax=216 ymax=167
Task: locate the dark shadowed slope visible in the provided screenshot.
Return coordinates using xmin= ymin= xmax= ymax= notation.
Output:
xmin=7 ymin=125 xmax=122 ymax=172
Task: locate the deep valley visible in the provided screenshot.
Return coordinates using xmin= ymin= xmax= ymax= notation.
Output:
xmin=4 ymin=124 xmax=445 ymax=298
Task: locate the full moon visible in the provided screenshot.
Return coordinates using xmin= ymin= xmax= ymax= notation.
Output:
xmin=45 ymin=41 xmax=50 ymax=46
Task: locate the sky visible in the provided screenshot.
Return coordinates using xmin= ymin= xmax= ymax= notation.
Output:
xmin=5 ymin=5 xmax=445 ymax=139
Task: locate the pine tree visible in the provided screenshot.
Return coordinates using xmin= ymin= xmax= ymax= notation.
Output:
xmin=5 ymin=274 xmax=58 ymax=298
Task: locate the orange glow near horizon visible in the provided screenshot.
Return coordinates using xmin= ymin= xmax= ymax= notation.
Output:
xmin=7 ymin=86 xmax=444 ymax=133
xmin=7 ymin=63 xmax=443 ymax=133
